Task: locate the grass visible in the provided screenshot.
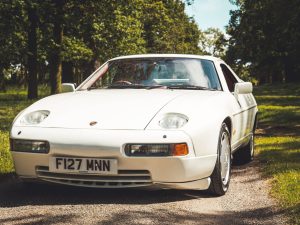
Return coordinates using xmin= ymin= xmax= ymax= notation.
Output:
xmin=254 ymin=83 xmax=300 ymax=225
xmin=0 ymin=131 xmax=14 ymax=174
xmin=0 ymin=83 xmax=299 ymax=223
xmin=256 ymin=137 xmax=300 ymax=223
xmin=0 ymin=85 xmax=50 ymax=174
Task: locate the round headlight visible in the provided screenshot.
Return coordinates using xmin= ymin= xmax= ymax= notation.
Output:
xmin=20 ymin=110 xmax=50 ymax=125
xmin=159 ymin=113 xmax=188 ymax=129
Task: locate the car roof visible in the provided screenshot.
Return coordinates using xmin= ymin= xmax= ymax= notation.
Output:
xmin=110 ymin=54 xmax=223 ymax=63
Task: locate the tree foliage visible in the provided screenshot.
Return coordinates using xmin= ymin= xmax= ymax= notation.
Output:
xmin=199 ymin=28 xmax=227 ymax=58
xmin=0 ymin=0 xmax=27 ymax=90
xmin=0 ymin=0 xmax=203 ymax=97
xmin=143 ymin=0 xmax=201 ymax=54
xmin=226 ymin=0 xmax=300 ymax=83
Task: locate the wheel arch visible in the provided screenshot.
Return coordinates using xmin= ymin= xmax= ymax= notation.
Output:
xmin=223 ymin=117 xmax=232 ymax=136
xmin=254 ymin=113 xmax=258 ymax=131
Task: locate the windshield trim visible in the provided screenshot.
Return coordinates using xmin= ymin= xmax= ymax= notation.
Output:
xmin=76 ymin=62 xmax=110 ymax=91
xmin=77 ymin=57 xmax=223 ymax=91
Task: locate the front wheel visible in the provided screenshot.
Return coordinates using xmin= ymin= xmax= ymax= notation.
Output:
xmin=208 ymin=123 xmax=231 ymax=196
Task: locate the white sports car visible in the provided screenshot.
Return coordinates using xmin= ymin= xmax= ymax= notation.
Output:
xmin=10 ymin=54 xmax=257 ymax=196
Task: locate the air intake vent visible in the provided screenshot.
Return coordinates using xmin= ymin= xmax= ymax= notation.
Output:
xmin=36 ymin=166 xmax=152 ymax=188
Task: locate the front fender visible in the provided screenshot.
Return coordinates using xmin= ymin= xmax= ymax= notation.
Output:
xmin=146 ymin=91 xmax=234 ymax=157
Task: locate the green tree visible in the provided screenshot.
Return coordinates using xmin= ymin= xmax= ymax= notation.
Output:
xmin=0 ymin=0 xmax=27 ymax=91
xmin=26 ymin=1 xmax=38 ymax=99
xmin=227 ymin=0 xmax=300 ymax=83
xmin=0 ymin=0 xmax=204 ymax=96
xmin=142 ymin=0 xmax=201 ymax=54
xmin=199 ymin=28 xmax=227 ymax=58
xmin=48 ymin=0 xmax=65 ymax=94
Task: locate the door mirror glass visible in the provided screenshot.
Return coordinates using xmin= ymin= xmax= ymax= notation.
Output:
xmin=234 ymin=82 xmax=253 ymax=95
xmin=61 ymin=83 xmax=76 ymax=93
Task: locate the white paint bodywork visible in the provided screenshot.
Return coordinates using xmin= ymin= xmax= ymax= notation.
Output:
xmin=10 ymin=54 xmax=258 ymax=190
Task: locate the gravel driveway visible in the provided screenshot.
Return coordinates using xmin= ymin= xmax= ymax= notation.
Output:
xmin=0 ymin=159 xmax=288 ymax=225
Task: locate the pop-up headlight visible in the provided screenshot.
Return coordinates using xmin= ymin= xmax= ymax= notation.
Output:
xmin=159 ymin=113 xmax=188 ymax=129
xmin=20 ymin=110 xmax=50 ymax=125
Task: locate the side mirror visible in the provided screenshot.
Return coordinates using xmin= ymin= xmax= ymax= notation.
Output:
xmin=61 ymin=83 xmax=76 ymax=93
xmin=234 ymin=82 xmax=253 ymax=95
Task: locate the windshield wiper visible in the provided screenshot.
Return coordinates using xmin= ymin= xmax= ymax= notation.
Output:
xmin=87 ymin=86 xmax=98 ymax=91
xmin=87 ymin=84 xmax=166 ymax=90
xmin=88 ymin=84 xmax=215 ymax=90
xmin=167 ymin=85 xmax=217 ymax=91
xmin=145 ymin=85 xmax=167 ymax=89
xmin=107 ymin=84 xmax=148 ymax=89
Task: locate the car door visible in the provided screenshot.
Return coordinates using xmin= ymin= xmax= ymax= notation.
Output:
xmin=219 ymin=64 xmax=253 ymax=149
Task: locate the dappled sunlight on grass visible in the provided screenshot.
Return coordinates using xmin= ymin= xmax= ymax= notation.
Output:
xmin=255 ymin=83 xmax=300 ymax=224
xmin=256 ymin=137 xmax=300 ymax=224
xmin=255 ymin=96 xmax=300 ymax=107
xmin=254 ymin=84 xmax=300 ymax=130
xmin=256 ymin=137 xmax=300 ymax=175
xmin=254 ymin=84 xmax=300 ymax=146
xmin=258 ymin=105 xmax=300 ymax=127
xmin=0 ymin=131 xmax=14 ymax=174
xmin=254 ymin=83 xmax=300 ymax=96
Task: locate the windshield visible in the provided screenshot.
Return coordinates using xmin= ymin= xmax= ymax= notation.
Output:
xmin=78 ymin=58 xmax=222 ymax=90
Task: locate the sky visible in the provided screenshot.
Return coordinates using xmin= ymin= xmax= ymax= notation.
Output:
xmin=185 ymin=0 xmax=238 ymax=32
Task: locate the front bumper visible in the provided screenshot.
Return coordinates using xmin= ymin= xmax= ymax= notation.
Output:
xmin=11 ymin=127 xmax=217 ymax=190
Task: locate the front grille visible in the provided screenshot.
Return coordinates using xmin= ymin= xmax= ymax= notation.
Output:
xmin=36 ymin=166 xmax=152 ymax=188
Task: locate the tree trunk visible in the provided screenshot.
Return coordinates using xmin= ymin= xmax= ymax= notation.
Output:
xmin=62 ymin=61 xmax=74 ymax=83
xmin=27 ymin=4 xmax=38 ymax=99
xmin=0 ymin=66 xmax=5 ymax=92
xmin=284 ymin=58 xmax=300 ymax=83
xmin=49 ymin=0 xmax=65 ymax=94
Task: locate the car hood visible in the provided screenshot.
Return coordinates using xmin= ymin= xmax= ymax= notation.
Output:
xmin=18 ymin=89 xmax=188 ymax=130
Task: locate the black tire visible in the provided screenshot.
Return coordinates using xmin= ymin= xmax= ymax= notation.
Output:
xmin=232 ymin=133 xmax=254 ymax=165
xmin=232 ymin=114 xmax=257 ymax=165
xmin=208 ymin=123 xmax=231 ymax=196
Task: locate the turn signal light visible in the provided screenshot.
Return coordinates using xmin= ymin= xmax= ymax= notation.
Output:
xmin=172 ymin=143 xmax=189 ymax=156
xmin=125 ymin=143 xmax=188 ymax=157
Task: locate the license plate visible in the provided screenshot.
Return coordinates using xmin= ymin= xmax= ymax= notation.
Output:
xmin=49 ymin=157 xmax=118 ymax=175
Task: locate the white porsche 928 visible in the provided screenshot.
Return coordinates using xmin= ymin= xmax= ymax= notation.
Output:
xmin=10 ymin=54 xmax=257 ymax=196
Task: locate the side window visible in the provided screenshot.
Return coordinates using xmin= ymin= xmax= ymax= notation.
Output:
xmin=221 ymin=64 xmax=238 ymax=92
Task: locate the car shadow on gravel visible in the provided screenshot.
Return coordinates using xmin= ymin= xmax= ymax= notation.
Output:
xmin=0 ymin=178 xmax=214 ymax=207
xmin=0 ymin=162 xmax=258 ymax=208
xmin=96 ymin=207 xmax=286 ymax=225
xmin=0 ymin=206 xmax=286 ymax=225
xmin=0 ymin=214 xmax=77 ymax=225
